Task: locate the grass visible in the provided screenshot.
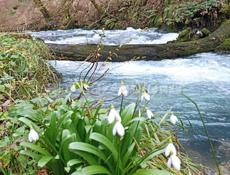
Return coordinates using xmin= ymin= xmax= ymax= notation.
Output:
xmin=0 ymin=33 xmax=58 ymax=105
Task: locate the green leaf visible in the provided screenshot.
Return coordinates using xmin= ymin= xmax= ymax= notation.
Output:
xmin=122 ymin=103 xmax=136 ymax=125
xmin=69 ymin=142 xmax=107 ymax=161
xmin=20 ymin=150 xmax=41 ymax=160
xmin=72 ymin=151 xmax=99 ymax=165
xmin=71 ymin=165 xmax=111 ymax=175
xmin=90 ymin=132 xmax=118 ymax=160
xmin=20 ymin=142 xmax=51 ymax=156
xmin=132 ymin=169 xmax=174 ymax=175
xmin=123 ymin=142 xmax=136 ymax=166
xmin=38 ymin=156 xmax=53 ymax=167
xmin=18 ymin=117 xmax=40 ymax=131
xmin=67 ymin=159 xmax=82 ymax=167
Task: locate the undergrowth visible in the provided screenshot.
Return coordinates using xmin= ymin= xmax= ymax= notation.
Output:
xmin=0 ymin=33 xmax=58 ymax=105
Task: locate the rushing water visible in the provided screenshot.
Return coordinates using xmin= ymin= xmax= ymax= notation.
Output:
xmin=31 ymin=28 xmax=230 ymax=169
xmin=29 ymin=27 xmax=178 ymax=45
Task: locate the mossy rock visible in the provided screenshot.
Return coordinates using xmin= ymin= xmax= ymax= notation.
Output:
xmin=177 ymin=28 xmax=191 ymax=42
xmin=201 ymin=28 xmax=211 ymax=37
xmin=217 ymin=38 xmax=230 ymax=52
xmin=222 ymin=4 xmax=230 ymax=18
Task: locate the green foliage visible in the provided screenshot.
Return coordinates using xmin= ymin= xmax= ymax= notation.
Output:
xmin=0 ymin=84 xmax=201 ymax=175
xmin=163 ymin=0 xmax=222 ymax=27
xmin=217 ymin=38 xmax=230 ymax=51
xmin=0 ymin=33 xmax=58 ymax=104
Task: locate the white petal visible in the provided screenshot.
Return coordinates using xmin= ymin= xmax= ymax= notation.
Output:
xmin=118 ymin=85 xmax=128 ymax=96
xmin=165 ymin=143 xmax=177 ymax=157
xmin=116 ymin=122 xmax=125 ymax=137
xmin=108 ymin=108 xmax=116 ymax=124
xmin=112 ymin=123 xmax=117 ymax=136
xmin=141 ymin=92 xmax=150 ymax=101
xmin=70 ymin=85 xmax=76 ymax=92
xmin=170 ymin=114 xmax=178 ymax=125
xmin=83 ymin=84 xmax=89 ymax=91
xmin=28 ymin=129 xmax=39 ymax=142
xmin=113 ymin=122 xmax=125 ymax=137
xmin=167 ymin=156 xmax=173 ymax=168
xmin=146 ymin=109 xmax=153 ymax=119
xmin=171 ymin=155 xmax=181 ymax=171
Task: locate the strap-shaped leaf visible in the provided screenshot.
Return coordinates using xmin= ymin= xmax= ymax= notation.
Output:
xmin=20 ymin=142 xmax=51 ymax=156
xmin=69 ymin=142 xmax=107 ymax=161
xmin=71 ymin=165 xmax=112 ymax=175
xmin=90 ymin=132 xmax=118 ymax=160
xmin=133 ymin=169 xmax=174 ymax=175
xmin=38 ymin=156 xmax=53 ymax=167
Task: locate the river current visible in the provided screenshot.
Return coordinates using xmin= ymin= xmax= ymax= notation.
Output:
xmin=31 ymin=28 xmax=230 ymax=169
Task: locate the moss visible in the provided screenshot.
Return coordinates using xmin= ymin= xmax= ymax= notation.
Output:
xmin=177 ymin=28 xmax=191 ymax=42
xmin=201 ymin=28 xmax=211 ymax=36
xmin=217 ymin=38 xmax=230 ymax=51
xmin=0 ymin=33 xmax=59 ymax=104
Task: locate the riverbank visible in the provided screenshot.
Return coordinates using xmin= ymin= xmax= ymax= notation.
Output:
xmin=0 ymin=0 xmax=229 ymax=32
xmin=0 ymin=33 xmax=59 ymax=106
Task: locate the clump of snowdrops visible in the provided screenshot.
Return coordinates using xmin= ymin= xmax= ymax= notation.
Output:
xmin=4 ymin=81 xmax=200 ymax=175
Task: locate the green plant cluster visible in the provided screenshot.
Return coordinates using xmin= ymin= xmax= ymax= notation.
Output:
xmin=163 ymin=0 xmax=223 ymax=28
xmin=0 ymin=34 xmax=58 ymax=105
xmin=0 ymin=84 xmax=201 ymax=175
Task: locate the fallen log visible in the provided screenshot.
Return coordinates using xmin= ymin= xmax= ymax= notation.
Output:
xmin=48 ymin=20 xmax=230 ymax=62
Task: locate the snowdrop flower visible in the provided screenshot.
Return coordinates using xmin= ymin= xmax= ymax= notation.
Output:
xmin=170 ymin=114 xmax=178 ymax=125
xmin=70 ymin=84 xmax=76 ymax=92
xmin=165 ymin=143 xmax=177 ymax=157
xmin=118 ymin=85 xmax=128 ymax=96
xmin=108 ymin=107 xmax=121 ymax=124
xmin=83 ymin=84 xmax=89 ymax=91
xmin=167 ymin=154 xmax=181 ymax=171
xmin=146 ymin=109 xmax=154 ymax=119
xmin=28 ymin=128 xmax=39 ymax=142
xmin=141 ymin=91 xmax=150 ymax=101
xmin=112 ymin=121 xmax=125 ymax=137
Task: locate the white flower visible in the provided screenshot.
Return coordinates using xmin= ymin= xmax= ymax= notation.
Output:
xmin=28 ymin=128 xmax=39 ymax=142
xmin=83 ymin=84 xmax=89 ymax=91
xmin=70 ymin=84 xmax=76 ymax=92
xmin=118 ymin=85 xmax=128 ymax=96
xmin=167 ymin=155 xmax=181 ymax=171
xmin=146 ymin=109 xmax=154 ymax=119
xmin=141 ymin=91 xmax=150 ymax=101
xmin=165 ymin=143 xmax=177 ymax=157
xmin=112 ymin=121 xmax=125 ymax=137
xmin=108 ymin=108 xmax=121 ymax=124
xmin=170 ymin=114 xmax=178 ymax=125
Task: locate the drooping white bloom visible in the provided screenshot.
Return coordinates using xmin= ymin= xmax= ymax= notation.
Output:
xmin=28 ymin=128 xmax=39 ymax=142
xmin=146 ymin=109 xmax=154 ymax=119
xmin=108 ymin=108 xmax=121 ymax=124
xmin=118 ymin=85 xmax=128 ymax=96
xmin=83 ymin=84 xmax=89 ymax=91
xmin=165 ymin=143 xmax=177 ymax=157
xmin=112 ymin=121 xmax=125 ymax=137
xmin=170 ymin=114 xmax=178 ymax=125
xmin=167 ymin=154 xmax=181 ymax=171
xmin=70 ymin=84 xmax=76 ymax=92
xmin=141 ymin=91 xmax=150 ymax=101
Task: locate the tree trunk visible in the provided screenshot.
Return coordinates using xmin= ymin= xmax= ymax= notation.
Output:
xmin=89 ymin=0 xmax=103 ymax=15
xmin=33 ymin=0 xmax=51 ymax=22
xmin=48 ymin=20 xmax=230 ymax=62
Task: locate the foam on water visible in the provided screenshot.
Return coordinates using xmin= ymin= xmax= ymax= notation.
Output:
xmin=51 ymin=53 xmax=230 ymax=84
xmin=29 ymin=27 xmax=178 ymax=45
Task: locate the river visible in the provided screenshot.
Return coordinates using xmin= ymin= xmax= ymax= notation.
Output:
xmin=31 ymin=28 xmax=230 ymax=171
